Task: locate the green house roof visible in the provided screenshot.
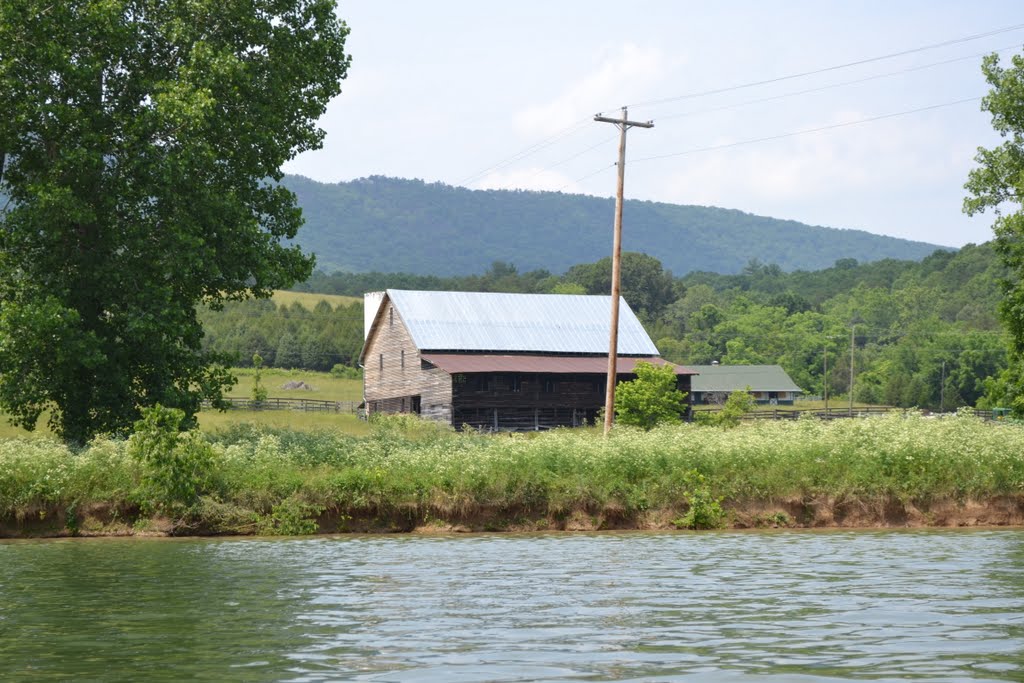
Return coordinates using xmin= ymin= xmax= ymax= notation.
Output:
xmin=688 ymin=365 xmax=802 ymax=393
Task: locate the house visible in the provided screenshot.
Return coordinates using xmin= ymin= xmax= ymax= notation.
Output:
xmin=360 ymin=289 xmax=695 ymax=430
xmin=688 ymin=364 xmax=802 ymax=405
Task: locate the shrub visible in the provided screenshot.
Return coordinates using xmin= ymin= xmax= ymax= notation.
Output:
xmin=129 ymin=405 xmax=218 ymax=515
xmin=615 ymin=361 xmax=688 ymax=430
xmin=330 ymin=364 xmax=362 ymax=380
xmin=675 ymin=471 xmax=725 ymax=529
xmin=714 ymin=388 xmax=758 ymax=427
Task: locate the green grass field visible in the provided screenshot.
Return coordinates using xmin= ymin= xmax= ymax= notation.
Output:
xmin=271 ymin=290 xmax=360 ymax=310
xmin=227 ymin=368 xmax=362 ymax=403
xmin=197 ymin=410 xmax=370 ymax=436
xmin=0 ymin=369 xmax=365 ymax=438
xmin=207 ymin=368 xmax=366 ymax=435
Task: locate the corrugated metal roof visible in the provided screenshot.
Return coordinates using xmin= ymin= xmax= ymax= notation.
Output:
xmin=421 ymin=354 xmax=697 ymax=375
xmin=688 ymin=365 xmax=802 ymax=393
xmin=388 ymin=290 xmax=659 ymax=355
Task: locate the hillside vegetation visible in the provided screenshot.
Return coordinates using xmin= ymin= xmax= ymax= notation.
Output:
xmin=201 ymin=241 xmax=1010 ymax=412
xmin=282 ymin=175 xmax=946 ymax=276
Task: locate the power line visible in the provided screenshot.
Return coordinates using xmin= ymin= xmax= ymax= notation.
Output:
xmin=459 ymin=24 xmax=1024 ymax=195
xmin=631 ymin=95 xmax=982 ymax=165
xmin=557 ymin=163 xmax=616 ymax=193
xmin=623 ymin=22 xmax=1024 ymax=110
xmin=458 ymin=118 xmax=592 ymax=187
xmin=526 ymin=133 xmax=617 ymax=180
xmin=655 ymin=44 xmax=1020 ymax=123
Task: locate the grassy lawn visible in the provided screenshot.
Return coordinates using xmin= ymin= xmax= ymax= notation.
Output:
xmin=0 ymin=418 xmax=52 ymax=439
xmin=205 ymin=368 xmax=366 ymax=435
xmin=0 ymin=369 xmax=365 ymax=438
xmin=197 ymin=410 xmax=370 ymax=436
xmin=227 ymin=368 xmax=362 ymax=403
xmin=271 ymin=290 xmax=361 ymax=310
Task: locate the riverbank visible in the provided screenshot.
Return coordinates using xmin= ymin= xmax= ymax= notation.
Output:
xmin=5 ymin=496 xmax=1023 ymax=538
xmin=2 ymin=412 xmax=1023 ymax=538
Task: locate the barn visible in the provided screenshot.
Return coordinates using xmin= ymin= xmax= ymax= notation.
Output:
xmin=688 ymin=364 xmax=803 ymax=405
xmin=360 ymin=289 xmax=695 ymax=430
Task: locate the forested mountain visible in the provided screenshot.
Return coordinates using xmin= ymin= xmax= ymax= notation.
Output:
xmin=282 ymin=175 xmax=946 ymax=276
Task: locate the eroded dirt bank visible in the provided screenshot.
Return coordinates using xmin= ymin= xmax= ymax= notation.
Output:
xmin=3 ymin=496 xmax=1024 ymax=538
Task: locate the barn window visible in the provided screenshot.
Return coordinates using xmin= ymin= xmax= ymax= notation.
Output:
xmin=543 ymin=377 xmax=555 ymax=393
xmin=510 ymin=374 xmax=522 ymax=392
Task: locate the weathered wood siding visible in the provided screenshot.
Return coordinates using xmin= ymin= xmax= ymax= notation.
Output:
xmin=452 ymin=373 xmax=692 ymax=409
xmin=451 ymin=372 xmax=693 ymax=430
xmin=363 ymin=298 xmax=452 ymax=422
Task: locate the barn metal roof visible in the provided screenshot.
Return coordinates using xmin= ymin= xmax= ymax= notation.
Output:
xmin=421 ymin=354 xmax=696 ymax=375
xmin=688 ymin=365 xmax=802 ymax=393
xmin=387 ymin=290 xmax=659 ymax=355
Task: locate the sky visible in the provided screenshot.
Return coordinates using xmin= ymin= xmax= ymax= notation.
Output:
xmin=282 ymin=1 xmax=1024 ymax=249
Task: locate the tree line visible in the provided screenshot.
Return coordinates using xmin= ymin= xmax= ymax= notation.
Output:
xmin=210 ymin=242 xmax=1011 ymax=412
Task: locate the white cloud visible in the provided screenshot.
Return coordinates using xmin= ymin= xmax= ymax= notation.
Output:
xmin=515 ymin=43 xmax=667 ymax=137
xmin=476 ymin=167 xmax=581 ymax=194
xmin=652 ymin=109 xmax=962 ymax=209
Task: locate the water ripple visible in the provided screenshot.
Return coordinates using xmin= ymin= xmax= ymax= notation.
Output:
xmin=1 ymin=530 xmax=1022 ymax=681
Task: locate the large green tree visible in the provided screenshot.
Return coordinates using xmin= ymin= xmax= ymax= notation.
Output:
xmin=964 ymin=52 xmax=1024 ymax=414
xmin=0 ymin=0 xmax=350 ymax=443
xmin=563 ymin=252 xmax=680 ymax=321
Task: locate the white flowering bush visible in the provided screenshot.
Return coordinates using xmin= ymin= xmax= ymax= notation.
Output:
xmin=2 ymin=411 xmax=1023 ymax=533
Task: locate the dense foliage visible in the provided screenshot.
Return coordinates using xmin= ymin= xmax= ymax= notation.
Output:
xmin=197 ymin=298 xmax=363 ymax=371
xmin=2 ymin=413 xmax=1022 ymax=534
xmin=0 ymin=0 xmax=349 ymax=443
xmin=615 ymin=362 xmax=688 ymax=430
xmin=246 ymin=242 xmax=1011 ymax=411
xmin=281 ymin=175 xmax=945 ymax=276
xmin=964 ymin=52 xmax=1024 ymax=416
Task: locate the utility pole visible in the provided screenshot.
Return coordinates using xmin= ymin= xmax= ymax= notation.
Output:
xmin=849 ymin=323 xmax=855 ymax=416
xmin=595 ymin=107 xmax=653 ymax=436
xmin=823 ymin=344 xmax=829 ymax=414
xmin=940 ymin=360 xmax=946 ymax=413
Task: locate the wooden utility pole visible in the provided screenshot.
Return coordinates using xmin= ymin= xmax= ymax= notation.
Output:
xmin=823 ymin=344 xmax=829 ymax=413
xmin=849 ymin=323 xmax=855 ymax=416
xmin=594 ymin=107 xmax=653 ymax=436
xmin=940 ymin=359 xmax=946 ymax=413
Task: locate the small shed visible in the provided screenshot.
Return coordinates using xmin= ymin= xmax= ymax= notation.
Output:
xmin=687 ymin=364 xmax=802 ymax=405
xmin=360 ymin=289 xmax=696 ymax=430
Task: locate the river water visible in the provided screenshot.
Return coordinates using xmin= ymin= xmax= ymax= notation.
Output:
xmin=1 ymin=530 xmax=1022 ymax=681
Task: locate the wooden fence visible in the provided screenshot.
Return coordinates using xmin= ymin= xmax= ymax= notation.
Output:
xmin=204 ymin=398 xmax=1003 ymax=425
xmin=201 ymin=397 xmax=359 ymax=414
xmin=726 ymin=406 xmax=1000 ymax=422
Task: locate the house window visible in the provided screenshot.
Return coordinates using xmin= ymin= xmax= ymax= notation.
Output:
xmin=401 ymin=349 xmax=405 ymax=369
xmin=389 ymin=308 xmax=393 ymax=326
xmin=379 ymin=353 xmax=383 ymax=371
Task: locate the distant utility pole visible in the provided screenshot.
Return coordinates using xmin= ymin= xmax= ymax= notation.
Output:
xmin=595 ymin=106 xmax=653 ymax=436
xmin=849 ymin=323 xmax=856 ymax=416
xmin=823 ymin=344 xmax=829 ymax=413
xmin=940 ymin=360 xmax=946 ymax=413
